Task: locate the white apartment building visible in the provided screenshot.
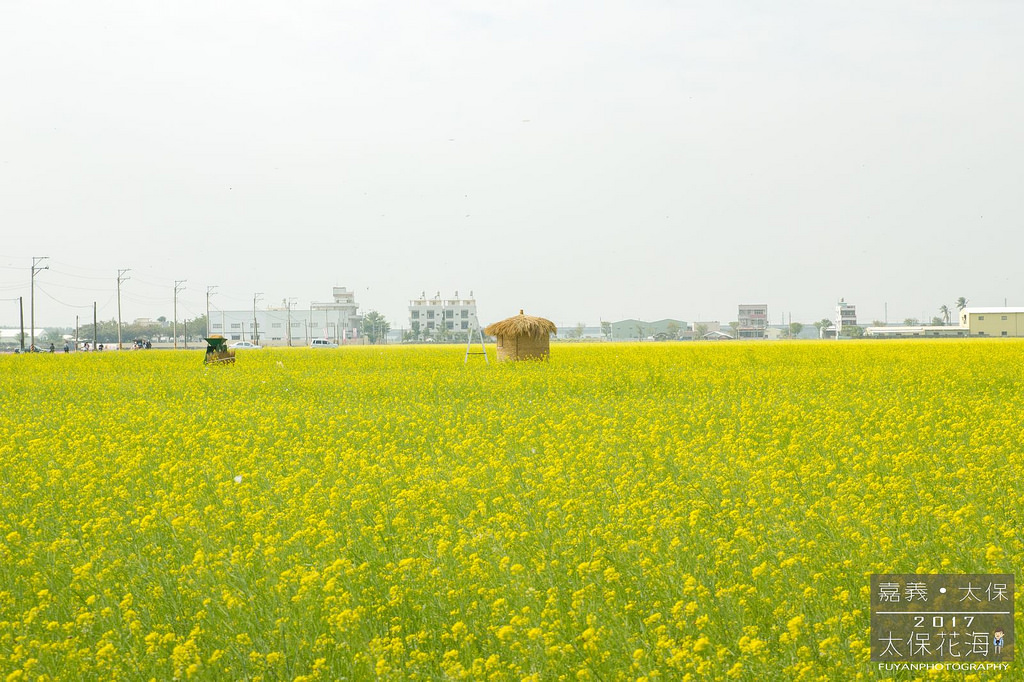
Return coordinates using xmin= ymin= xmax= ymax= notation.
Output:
xmin=409 ymin=291 xmax=478 ymax=336
xmin=209 ymin=287 xmax=363 ymax=346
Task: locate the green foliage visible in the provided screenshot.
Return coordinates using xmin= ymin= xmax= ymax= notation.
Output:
xmin=361 ymin=311 xmax=391 ymax=344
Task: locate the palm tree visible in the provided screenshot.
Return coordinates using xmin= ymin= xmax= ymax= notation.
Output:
xmin=939 ymin=305 xmax=951 ymax=325
xmin=956 ymin=297 xmax=968 ymax=312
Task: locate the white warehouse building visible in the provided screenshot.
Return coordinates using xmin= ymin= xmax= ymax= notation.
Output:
xmin=210 ymin=287 xmax=363 ymax=346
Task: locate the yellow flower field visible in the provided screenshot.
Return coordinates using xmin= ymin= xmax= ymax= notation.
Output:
xmin=0 ymin=341 xmax=1020 ymax=680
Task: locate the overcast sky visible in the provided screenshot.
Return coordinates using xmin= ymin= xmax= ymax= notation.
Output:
xmin=2 ymin=1 xmax=1022 ymax=329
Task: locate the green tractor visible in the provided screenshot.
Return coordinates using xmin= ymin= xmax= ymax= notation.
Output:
xmin=203 ymin=335 xmax=236 ymax=365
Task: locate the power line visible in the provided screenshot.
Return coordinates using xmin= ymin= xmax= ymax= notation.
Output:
xmin=31 ymin=279 xmax=112 ymax=294
xmin=34 ymin=285 xmax=94 ymax=309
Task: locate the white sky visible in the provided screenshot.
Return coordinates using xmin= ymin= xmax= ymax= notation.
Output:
xmin=2 ymin=1 xmax=1022 ymax=329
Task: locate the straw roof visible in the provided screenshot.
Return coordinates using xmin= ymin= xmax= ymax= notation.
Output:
xmin=484 ymin=310 xmax=557 ymax=339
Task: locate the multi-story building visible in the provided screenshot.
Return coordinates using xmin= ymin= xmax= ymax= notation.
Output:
xmin=209 ymin=287 xmax=363 ymax=346
xmin=311 ymin=287 xmax=362 ymax=339
xmin=409 ymin=291 xmax=478 ymax=336
xmin=737 ymin=304 xmax=768 ymax=339
xmin=836 ymin=299 xmax=857 ymax=328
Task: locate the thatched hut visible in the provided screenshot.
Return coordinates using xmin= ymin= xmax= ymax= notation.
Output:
xmin=484 ymin=310 xmax=557 ymax=361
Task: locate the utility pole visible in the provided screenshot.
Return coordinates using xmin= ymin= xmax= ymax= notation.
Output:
xmin=116 ymin=269 xmax=130 ymax=350
xmin=19 ymin=296 xmax=24 ymax=352
xmin=93 ymin=302 xmax=98 ymax=351
xmin=30 ymin=256 xmax=49 ymax=350
xmin=206 ymin=286 xmax=217 ymax=338
xmin=173 ymin=280 xmax=186 ymax=350
xmin=253 ymin=293 xmax=263 ymax=345
xmin=75 ymin=315 xmax=79 ymax=350
xmin=285 ymin=297 xmax=297 ymax=346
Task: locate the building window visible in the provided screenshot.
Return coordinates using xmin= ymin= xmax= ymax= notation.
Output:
xmin=1002 ymin=331 xmax=1008 ymax=336
xmin=291 ymin=322 xmax=301 ymax=327
xmin=230 ymin=335 xmax=240 ymax=340
xmin=446 ymin=321 xmax=454 ymax=330
xmin=978 ymin=315 xmax=985 ymax=320
xmin=212 ymin=323 xmax=222 ymax=330
xmin=1002 ymin=315 xmax=1008 ymax=320
xmin=411 ymin=311 xmax=419 ymax=319
xmin=461 ymin=321 xmax=468 ymax=329
xmin=230 ymin=323 xmax=240 ymax=329
xmin=445 ymin=310 xmax=453 ymax=318
xmin=461 ymin=310 xmax=469 ymax=318
xmin=427 ymin=322 xmax=434 ymax=330
xmin=272 ymin=323 xmax=282 ymax=328
xmin=427 ymin=311 xmax=434 ymax=319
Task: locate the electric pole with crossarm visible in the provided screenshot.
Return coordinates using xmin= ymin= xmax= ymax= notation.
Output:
xmin=117 ymin=269 xmax=130 ymax=350
xmin=30 ymin=256 xmax=49 ymax=350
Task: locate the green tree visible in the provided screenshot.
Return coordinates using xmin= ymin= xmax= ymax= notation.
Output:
xmin=939 ymin=305 xmax=951 ymax=325
xmin=728 ymin=321 xmax=739 ymax=338
xmin=666 ymin=322 xmax=680 ymax=340
xmin=814 ymin=319 xmax=833 ymax=338
xmin=843 ymin=325 xmax=864 ymax=338
xmin=42 ymin=328 xmax=69 ymax=346
xmin=931 ymin=316 xmax=945 ymax=326
xmin=189 ymin=314 xmax=208 ymax=341
xmin=694 ymin=323 xmax=708 ymax=340
xmin=903 ymin=318 xmax=919 ymax=326
xmin=955 ymin=297 xmax=968 ymax=312
xmin=788 ymin=322 xmax=803 ymax=338
xmin=361 ymin=311 xmax=391 ymax=344
xmin=600 ymin=321 xmax=611 ymax=340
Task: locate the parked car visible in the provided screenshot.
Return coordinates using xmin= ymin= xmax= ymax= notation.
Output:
xmin=310 ymin=339 xmax=338 ymax=348
xmin=229 ymin=341 xmax=261 ymax=349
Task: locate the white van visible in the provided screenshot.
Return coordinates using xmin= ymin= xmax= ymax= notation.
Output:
xmin=310 ymin=339 xmax=339 ymax=348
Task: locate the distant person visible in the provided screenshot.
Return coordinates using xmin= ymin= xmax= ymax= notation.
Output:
xmin=49 ymin=343 xmax=55 ymax=353
xmin=63 ymin=343 xmax=69 ymax=353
